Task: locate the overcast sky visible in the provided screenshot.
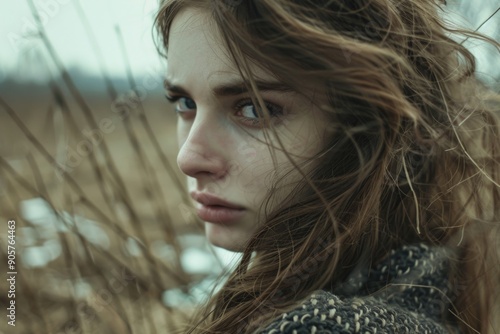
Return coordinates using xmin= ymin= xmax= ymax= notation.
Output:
xmin=0 ymin=0 xmax=498 ymax=84
xmin=0 ymin=0 xmax=161 ymax=82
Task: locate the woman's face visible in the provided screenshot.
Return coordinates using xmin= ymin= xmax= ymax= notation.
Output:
xmin=167 ymin=8 xmax=328 ymax=251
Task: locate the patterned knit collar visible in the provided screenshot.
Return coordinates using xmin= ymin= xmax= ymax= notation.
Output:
xmin=259 ymin=243 xmax=459 ymax=333
xmin=333 ymin=243 xmax=455 ymax=321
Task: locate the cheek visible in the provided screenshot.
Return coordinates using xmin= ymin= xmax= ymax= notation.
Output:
xmin=289 ymin=141 xmax=306 ymax=155
xmin=237 ymin=143 xmax=258 ymax=163
xmin=289 ymin=130 xmax=323 ymax=158
xmin=176 ymin=121 xmax=187 ymax=148
xmin=238 ymin=156 xmax=276 ymax=194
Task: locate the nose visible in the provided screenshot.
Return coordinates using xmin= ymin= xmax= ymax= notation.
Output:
xmin=176 ymin=114 xmax=228 ymax=180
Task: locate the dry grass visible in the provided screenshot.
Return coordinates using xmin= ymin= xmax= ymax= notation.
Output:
xmin=0 ymin=3 xmax=211 ymax=332
xmin=0 ymin=90 xmax=205 ymax=333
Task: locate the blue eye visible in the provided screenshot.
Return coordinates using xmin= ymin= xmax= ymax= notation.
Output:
xmin=240 ymin=104 xmax=259 ymax=118
xmin=178 ymin=97 xmax=196 ymax=111
xmin=165 ymin=95 xmax=196 ymax=112
xmin=235 ymin=100 xmax=284 ymax=127
xmin=165 ymin=94 xmax=284 ymax=128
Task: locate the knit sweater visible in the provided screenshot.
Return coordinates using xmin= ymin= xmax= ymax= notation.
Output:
xmin=259 ymin=244 xmax=459 ymax=333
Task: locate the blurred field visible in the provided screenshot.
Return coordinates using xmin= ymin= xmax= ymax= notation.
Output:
xmin=0 ymin=86 xmax=213 ymax=333
xmin=1 ymin=89 xmax=191 ymax=231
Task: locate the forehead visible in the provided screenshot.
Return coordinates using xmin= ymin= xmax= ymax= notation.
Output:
xmin=166 ymin=8 xmax=275 ymax=89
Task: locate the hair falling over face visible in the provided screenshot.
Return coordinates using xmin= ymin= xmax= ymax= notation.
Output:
xmin=156 ymin=0 xmax=500 ymax=333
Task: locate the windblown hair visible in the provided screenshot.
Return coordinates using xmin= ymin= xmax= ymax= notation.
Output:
xmin=156 ymin=0 xmax=500 ymax=333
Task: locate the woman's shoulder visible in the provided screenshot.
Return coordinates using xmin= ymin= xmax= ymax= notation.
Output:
xmin=259 ymin=243 xmax=459 ymax=334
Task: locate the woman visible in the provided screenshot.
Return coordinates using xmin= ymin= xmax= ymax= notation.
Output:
xmin=156 ymin=0 xmax=500 ymax=333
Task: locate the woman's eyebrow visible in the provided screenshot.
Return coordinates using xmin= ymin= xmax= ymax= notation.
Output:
xmin=164 ymin=79 xmax=189 ymax=95
xmin=164 ymin=78 xmax=294 ymax=97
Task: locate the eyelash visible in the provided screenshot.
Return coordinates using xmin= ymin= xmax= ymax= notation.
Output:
xmin=165 ymin=95 xmax=195 ymax=113
xmin=164 ymin=95 xmax=285 ymax=127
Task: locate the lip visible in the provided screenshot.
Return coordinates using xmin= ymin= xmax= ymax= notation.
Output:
xmin=190 ymin=191 xmax=246 ymax=210
xmin=190 ymin=191 xmax=246 ymax=224
xmin=195 ymin=204 xmax=246 ymax=224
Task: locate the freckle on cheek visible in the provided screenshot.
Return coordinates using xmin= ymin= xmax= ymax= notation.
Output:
xmin=228 ymin=161 xmax=241 ymax=175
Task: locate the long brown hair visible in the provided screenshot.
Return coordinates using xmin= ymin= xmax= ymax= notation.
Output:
xmin=156 ymin=1 xmax=500 ymax=333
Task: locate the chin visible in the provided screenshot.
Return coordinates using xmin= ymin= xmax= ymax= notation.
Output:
xmin=205 ymin=223 xmax=248 ymax=252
